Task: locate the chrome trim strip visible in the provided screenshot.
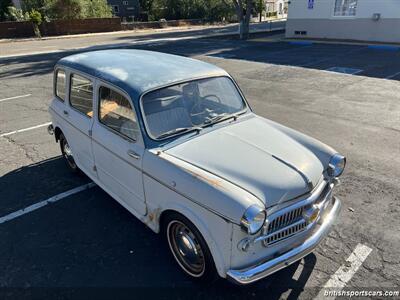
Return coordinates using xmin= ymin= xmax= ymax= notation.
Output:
xmin=227 ymin=196 xmax=342 ymax=285
xmin=256 ymin=219 xmax=307 ymax=243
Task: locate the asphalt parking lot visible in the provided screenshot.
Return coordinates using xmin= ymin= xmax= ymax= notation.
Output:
xmin=0 ymin=32 xmax=399 ymax=299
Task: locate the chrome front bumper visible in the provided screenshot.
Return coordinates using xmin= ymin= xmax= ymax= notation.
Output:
xmin=226 ymin=196 xmax=342 ymax=285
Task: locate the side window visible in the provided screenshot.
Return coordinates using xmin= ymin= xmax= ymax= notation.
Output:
xmin=99 ymin=86 xmax=139 ymax=140
xmin=55 ymin=69 xmax=66 ymax=101
xmin=70 ymin=74 xmax=93 ymax=117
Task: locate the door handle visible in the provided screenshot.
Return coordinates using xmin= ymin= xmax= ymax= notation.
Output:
xmin=127 ymin=150 xmax=140 ymax=159
xmin=63 ymin=110 xmax=69 ymax=116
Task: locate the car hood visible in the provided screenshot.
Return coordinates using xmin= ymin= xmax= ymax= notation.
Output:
xmin=165 ymin=116 xmax=324 ymax=207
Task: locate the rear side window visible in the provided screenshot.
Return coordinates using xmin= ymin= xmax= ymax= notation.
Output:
xmin=55 ymin=69 xmax=66 ymax=101
xmin=70 ymin=74 xmax=93 ymax=117
xmin=99 ymin=86 xmax=139 ymax=140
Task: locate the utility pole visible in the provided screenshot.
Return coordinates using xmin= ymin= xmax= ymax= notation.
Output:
xmin=259 ymin=0 xmax=263 ymax=22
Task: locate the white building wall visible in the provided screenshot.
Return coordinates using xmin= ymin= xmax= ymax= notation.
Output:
xmin=286 ymin=0 xmax=400 ymax=43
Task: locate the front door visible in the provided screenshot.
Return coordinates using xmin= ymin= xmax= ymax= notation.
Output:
xmin=91 ymin=83 xmax=146 ymax=216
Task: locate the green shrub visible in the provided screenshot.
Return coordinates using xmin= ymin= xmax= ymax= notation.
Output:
xmin=29 ymin=9 xmax=42 ymax=37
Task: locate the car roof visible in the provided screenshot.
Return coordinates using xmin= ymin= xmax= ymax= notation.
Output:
xmin=58 ymin=49 xmax=228 ymax=99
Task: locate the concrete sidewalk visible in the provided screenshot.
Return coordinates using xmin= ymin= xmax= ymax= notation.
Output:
xmin=0 ymin=23 xmax=227 ymax=44
xmin=0 ymin=20 xmax=286 ymax=59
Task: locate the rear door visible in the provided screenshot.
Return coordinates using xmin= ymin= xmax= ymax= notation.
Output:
xmin=91 ymin=82 xmax=146 ymax=216
xmin=63 ymin=71 xmax=96 ymax=177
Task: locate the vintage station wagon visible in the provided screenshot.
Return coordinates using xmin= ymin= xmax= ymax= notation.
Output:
xmin=48 ymin=50 xmax=345 ymax=284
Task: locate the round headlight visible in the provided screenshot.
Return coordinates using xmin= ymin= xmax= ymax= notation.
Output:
xmin=328 ymin=154 xmax=346 ymax=177
xmin=240 ymin=205 xmax=266 ymax=235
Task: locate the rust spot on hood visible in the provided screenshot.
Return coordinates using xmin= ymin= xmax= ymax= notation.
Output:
xmin=157 ymin=151 xmax=226 ymax=190
xmin=187 ymin=169 xmax=225 ymax=189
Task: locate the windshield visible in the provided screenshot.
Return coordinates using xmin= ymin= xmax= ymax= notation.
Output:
xmin=141 ymin=77 xmax=247 ymax=140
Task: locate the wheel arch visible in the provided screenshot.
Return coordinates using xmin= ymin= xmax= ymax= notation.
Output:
xmin=157 ymin=206 xmax=229 ymax=278
xmin=54 ymin=126 xmax=63 ymax=142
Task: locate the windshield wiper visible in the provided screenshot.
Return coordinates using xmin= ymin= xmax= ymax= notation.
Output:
xmin=204 ymin=111 xmax=246 ymax=127
xmin=156 ymin=126 xmax=202 ymax=139
xmin=204 ymin=113 xmax=229 ymax=124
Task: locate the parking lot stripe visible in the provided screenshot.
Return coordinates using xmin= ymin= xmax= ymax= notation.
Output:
xmin=315 ymin=243 xmax=372 ymax=299
xmin=386 ymin=71 xmax=400 ymax=79
xmin=0 ymin=94 xmax=31 ymax=103
xmin=0 ymin=122 xmax=52 ymax=137
xmin=0 ymin=183 xmax=96 ymax=225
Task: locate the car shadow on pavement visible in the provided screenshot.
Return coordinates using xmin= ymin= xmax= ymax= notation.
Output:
xmin=2 ymin=31 xmax=400 ymax=82
xmin=0 ymin=156 xmax=91 ymax=216
xmin=199 ymin=254 xmax=317 ymax=300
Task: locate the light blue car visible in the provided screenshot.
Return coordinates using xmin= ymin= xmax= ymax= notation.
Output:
xmin=48 ymin=49 xmax=345 ymax=284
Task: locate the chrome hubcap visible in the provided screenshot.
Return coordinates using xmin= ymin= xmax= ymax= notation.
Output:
xmin=64 ymin=142 xmax=72 ymax=157
xmin=168 ymin=221 xmax=205 ymax=277
xmin=63 ymin=140 xmax=75 ymax=168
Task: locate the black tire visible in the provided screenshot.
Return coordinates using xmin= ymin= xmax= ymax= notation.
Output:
xmin=163 ymin=212 xmax=219 ymax=283
xmin=59 ymin=133 xmax=79 ymax=172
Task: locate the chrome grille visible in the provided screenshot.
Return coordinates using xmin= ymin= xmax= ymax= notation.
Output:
xmin=262 ymin=206 xmax=307 ymax=247
xmin=267 ymin=206 xmax=304 ymax=234
xmin=260 ymin=180 xmax=332 ymax=247
xmin=265 ymin=220 xmax=307 ymax=245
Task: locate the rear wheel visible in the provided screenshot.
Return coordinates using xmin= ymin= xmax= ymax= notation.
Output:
xmin=59 ymin=133 xmax=78 ymax=172
xmin=164 ymin=212 xmax=218 ymax=282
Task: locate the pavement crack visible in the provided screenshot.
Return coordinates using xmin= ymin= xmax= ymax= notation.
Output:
xmin=2 ymin=135 xmax=36 ymax=162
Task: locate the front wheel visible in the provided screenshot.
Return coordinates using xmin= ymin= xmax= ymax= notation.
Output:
xmin=59 ymin=133 xmax=79 ymax=172
xmin=164 ymin=213 xmax=218 ymax=282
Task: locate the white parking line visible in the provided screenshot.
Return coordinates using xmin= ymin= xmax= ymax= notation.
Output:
xmin=386 ymin=71 xmax=400 ymax=79
xmin=315 ymin=243 xmax=372 ymax=299
xmin=0 ymin=94 xmax=31 ymax=103
xmin=0 ymin=122 xmax=51 ymax=137
xmin=0 ymin=183 xmax=96 ymax=225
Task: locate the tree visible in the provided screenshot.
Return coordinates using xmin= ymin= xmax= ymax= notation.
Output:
xmin=20 ymin=0 xmax=55 ymax=21
xmin=82 ymin=0 xmax=112 ymax=18
xmin=50 ymin=0 xmax=111 ymax=19
xmin=204 ymin=0 xmax=234 ymax=21
xmin=6 ymin=6 xmax=30 ymax=21
xmin=146 ymin=0 xmax=232 ymax=22
xmin=51 ymin=0 xmax=83 ymax=19
xmin=29 ymin=9 xmax=42 ymax=37
xmin=223 ymin=0 xmax=253 ymax=39
xmin=255 ymin=0 xmax=264 ymax=22
xmin=0 ymin=0 xmax=13 ymax=21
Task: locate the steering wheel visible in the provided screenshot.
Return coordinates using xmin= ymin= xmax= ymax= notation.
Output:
xmin=190 ymin=94 xmax=223 ymax=117
xmin=202 ymin=94 xmax=222 ymax=104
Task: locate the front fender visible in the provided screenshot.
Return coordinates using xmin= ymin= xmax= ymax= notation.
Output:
xmin=143 ymin=173 xmax=233 ymax=278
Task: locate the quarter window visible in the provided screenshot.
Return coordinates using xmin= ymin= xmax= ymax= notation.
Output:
xmin=334 ymin=0 xmax=357 ymax=16
xmin=55 ymin=69 xmax=66 ymax=101
xmin=70 ymin=74 xmax=93 ymax=117
xmin=99 ymin=86 xmax=139 ymax=140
